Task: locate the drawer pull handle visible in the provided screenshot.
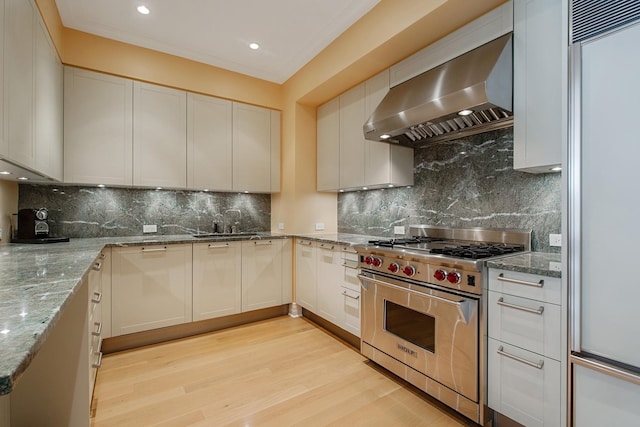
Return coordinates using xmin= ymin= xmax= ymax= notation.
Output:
xmin=208 ymin=243 xmax=229 ymax=249
xmin=497 ymin=346 xmax=544 ymax=369
xmin=341 ymin=262 xmax=359 ymax=270
xmin=91 ymin=292 xmax=102 ymax=304
xmin=92 ymin=322 xmax=102 ymax=336
xmin=497 ymin=273 xmax=544 ymax=288
xmin=92 ymin=352 xmax=103 ymax=369
xmin=99 ymin=253 xmax=107 ymax=260
xmin=254 ymin=241 xmax=273 ymax=246
xmin=497 ymin=297 xmax=544 ymax=315
xmin=299 ymin=240 xmax=312 ymax=246
xmin=92 ymin=261 xmax=102 ymax=271
xmin=141 ymin=246 xmax=167 ymax=253
xmin=342 ymin=291 xmax=360 ymax=300
xmin=319 ymin=244 xmax=335 ymax=250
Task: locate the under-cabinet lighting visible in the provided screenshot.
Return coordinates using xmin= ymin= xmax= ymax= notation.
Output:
xmin=137 ymin=5 xmax=150 ymax=15
xmin=388 ymin=184 xmax=394 ymax=188
xmin=339 ymin=190 xmax=344 ymax=193
xmin=244 ymin=191 xmax=249 ymax=194
xmin=97 ymin=184 xmax=105 ymax=188
xmin=380 ymin=134 xmax=391 ymax=140
xmin=458 ymin=109 xmax=473 ymax=116
xmin=550 ymin=166 xmax=562 ymax=172
xmin=155 ymin=187 xmax=162 ymax=191
xmin=203 ymin=189 xmax=209 ymax=192
xmin=362 ymin=187 xmax=368 ymax=190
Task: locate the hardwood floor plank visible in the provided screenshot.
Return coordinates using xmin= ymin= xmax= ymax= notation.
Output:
xmin=91 ymin=316 xmax=475 ymax=427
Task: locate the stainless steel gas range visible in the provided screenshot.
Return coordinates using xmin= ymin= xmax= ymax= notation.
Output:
xmin=355 ymin=225 xmax=531 ymax=425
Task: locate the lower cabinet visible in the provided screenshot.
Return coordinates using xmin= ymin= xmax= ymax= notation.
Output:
xmin=192 ymin=241 xmax=242 ymax=321
xmin=295 ymin=239 xmax=317 ymax=311
xmin=241 ymin=239 xmax=288 ymax=312
xmin=111 ymin=244 xmax=193 ymax=336
xmin=88 ymin=251 xmax=107 ymax=399
xmin=316 ymin=242 xmax=343 ymax=324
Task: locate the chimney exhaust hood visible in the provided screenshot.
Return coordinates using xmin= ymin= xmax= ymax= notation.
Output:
xmin=364 ymin=33 xmax=513 ymax=148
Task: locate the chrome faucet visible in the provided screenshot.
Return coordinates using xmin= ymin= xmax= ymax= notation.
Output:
xmin=223 ymin=209 xmax=241 ymax=233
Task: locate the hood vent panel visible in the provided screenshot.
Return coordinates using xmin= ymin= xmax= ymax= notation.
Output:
xmin=364 ymin=33 xmax=513 ymax=148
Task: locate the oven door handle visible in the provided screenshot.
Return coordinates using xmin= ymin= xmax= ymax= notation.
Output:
xmin=357 ymin=274 xmax=476 ymax=324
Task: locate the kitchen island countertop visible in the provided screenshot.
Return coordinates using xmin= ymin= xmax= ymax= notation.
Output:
xmin=486 ymin=252 xmax=562 ymax=278
xmin=0 ymin=232 xmax=289 ymax=396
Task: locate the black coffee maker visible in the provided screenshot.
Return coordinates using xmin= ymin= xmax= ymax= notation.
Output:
xmin=15 ymin=208 xmax=69 ymax=243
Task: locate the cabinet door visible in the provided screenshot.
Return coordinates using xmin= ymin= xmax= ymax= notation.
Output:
xmin=0 ymin=0 xmax=4 ymax=157
xmin=513 ymin=0 xmax=564 ymax=172
xmin=317 ymin=98 xmax=340 ymax=191
xmin=111 ymin=244 xmax=192 ymax=336
xmin=341 ymin=286 xmax=361 ymax=337
xmin=233 ymin=103 xmax=272 ymax=192
xmin=295 ymin=240 xmax=317 ymax=311
xmin=192 ymin=241 xmax=241 ymax=321
xmin=364 ymin=70 xmax=393 ymax=187
xmin=488 ymin=338 xmax=561 ymax=427
xmin=64 ymin=67 xmax=133 ymax=185
xmin=4 ymin=0 xmax=35 ymax=168
xmin=34 ymin=16 xmax=63 ymax=181
xmin=133 ymin=82 xmax=187 ymax=188
xmin=187 ymin=93 xmax=233 ymax=191
xmin=316 ymin=243 xmax=342 ymax=323
xmin=270 ymin=110 xmax=281 ymax=192
xmin=339 ymin=83 xmax=366 ymax=189
xmin=241 ymin=239 xmax=283 ymax=311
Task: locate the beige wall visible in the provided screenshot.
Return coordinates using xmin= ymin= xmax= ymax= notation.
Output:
xmin=33 ymin=0 xmax=507 ymax=235
xmin=0 ymin=181 xmax=18 ymax=244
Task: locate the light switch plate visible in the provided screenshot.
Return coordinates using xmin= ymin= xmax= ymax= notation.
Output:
xmin=549 ymin=234 xmax=562 ymax=247
xmin=315 ymin=223 xmax=325 ymax=231
xmin=393 ymin=226 xmax=405 ymax=235
xmin=143 ymin=224 xmax=158 ymax=233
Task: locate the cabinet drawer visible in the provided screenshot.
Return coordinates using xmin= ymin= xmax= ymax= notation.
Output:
xmin=489 ymin=268 xmax=561 ymax=304
xmin=341 ymin=286 xmax=361 ymax=337
xmin=342 ymin=260 xmax=360 ymax=292
xmin=488 ymin=338 xmax=561 ymax=427
xmin=488 ymin=291 xmax=561 ymax=360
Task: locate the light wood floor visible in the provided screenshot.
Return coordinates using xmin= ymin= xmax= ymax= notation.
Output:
xmin=91 ymin=316 xmax=475 ymax=427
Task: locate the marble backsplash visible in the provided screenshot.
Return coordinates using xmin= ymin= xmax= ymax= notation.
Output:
xmin=18 ymin=185 xmax=271 ymax=238
xmin=338 ymin=128 xmax=561 ymax=252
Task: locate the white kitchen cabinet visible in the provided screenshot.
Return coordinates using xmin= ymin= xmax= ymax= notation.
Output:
xmin=318 ymin=71 xmax=413 ymax=192
xmin=241 ymin=239 xmax=288 ymax=311
xmin=187 ymin=93 xmax=233 ymax=191
xmin=316 ymin=98 xmax=340 ymax=191
xmin=192 ymin=241 xmax=242 ymax=321
xmin=4 ymin=0 xmax=35 ymax=169
xmin=295 ymin=239 xmax=317 ymax=311
xmin=316 ymin=242 xmax=343 ymax=324
xmin=232 ymin=103 xmax=280 ymax=193
xmin=133 ymin=82 xmax=187 ymax=188
xmin=0 ymin=0 xmax=4 ymax=158
xmin=34 ymin=15 xmax=63 ymax=181
xmin=111 ymin=244 xmax=193 ymax=336
xmin=488 ymin=268 xmax=564 ymax=426
xmin=513 ymin=0 xmax=565 ymax=173
xmin=64 ymin=67 xmax=133 ymax=186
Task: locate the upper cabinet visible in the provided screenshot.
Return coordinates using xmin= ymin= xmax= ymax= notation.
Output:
xmin=232 ymin=103 xmax=280 ymax=193
xmin=512 ymin=0 xmax=565 ymax=173
xmin=2 ymin=0 xmax=63 ymax=181
xmin=63 ymin=67 xmax=280 ymax=192
xmin=187 ymin=93 xmax=233 ymax=191
xmin=64 ymin=68 xmax=134 ymax=186
xmin=318 ymin=70 xmax=413 ymax=192
xmin=133 ymin=82 xmax=187 ymax=188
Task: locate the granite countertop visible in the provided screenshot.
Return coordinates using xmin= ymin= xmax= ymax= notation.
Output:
xmin=0 ymin=232 xmax=289 ymax=395
xmin=486 ymin=252 xmax=562 ymax=278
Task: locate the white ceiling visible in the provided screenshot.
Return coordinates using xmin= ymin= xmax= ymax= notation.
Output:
xmin=54 ymin=0 xmax=382 ymax=84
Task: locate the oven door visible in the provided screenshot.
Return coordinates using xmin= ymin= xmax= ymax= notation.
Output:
xmin=359 ymin=271 xmax=479 ymax=401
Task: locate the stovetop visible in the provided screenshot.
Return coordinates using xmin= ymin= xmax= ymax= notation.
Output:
xmin=366 ymin=237 xmax=525 ymax=260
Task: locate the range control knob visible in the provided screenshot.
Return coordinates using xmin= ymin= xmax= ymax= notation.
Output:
xmin=364 ymin=256 xmax=373 ymax=265
xmin=372 ymin=257 xmax=383 ymax=267
xmin=403 ymin=265 xmax=416 ymax=277
xmin=433 ymin=269 xmax=447 ymax=281
xmin=447 ymin=271 xmax=462 ymax=284
xmin=388 ymin=262 xmax=400 ymax=273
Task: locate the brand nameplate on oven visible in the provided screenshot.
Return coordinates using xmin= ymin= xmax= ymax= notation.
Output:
xmin=397 ymin=343 xmax=418 ymax=357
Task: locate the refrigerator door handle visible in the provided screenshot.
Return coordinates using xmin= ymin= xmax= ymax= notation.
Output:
xmin=571 ymin=354 xmax=640 ymax=386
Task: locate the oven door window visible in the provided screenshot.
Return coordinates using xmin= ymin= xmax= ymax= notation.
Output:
xmin=384 ymin=300 xmax=435 ymax=353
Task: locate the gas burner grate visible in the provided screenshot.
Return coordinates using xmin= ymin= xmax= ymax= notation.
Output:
xmin=430 ymin=244 xmax=524 ymax=259
xmin=368 ymin=237 xmax=443 ymax=248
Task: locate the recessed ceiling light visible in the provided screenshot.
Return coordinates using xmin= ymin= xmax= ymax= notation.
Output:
xmin=0 ymin=171 xmax=10 ymax=175
xmin=137 ymin=5 xmax=150 ymax=15
xmin=458 ymin=109 xmax=474 ymax=116
xmin=249 ymin=42 xmax=260 ymax=50
xmin=17 ymin=177 xmax=28 ymax=181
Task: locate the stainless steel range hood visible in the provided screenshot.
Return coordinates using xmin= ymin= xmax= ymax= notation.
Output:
xmin=364 ymin=33 xmax=513 ymax=147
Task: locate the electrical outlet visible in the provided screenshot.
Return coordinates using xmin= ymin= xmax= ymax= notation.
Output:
xmin=315 ymin=223 xmax=325 ymax=231
xmin=278 ymin=223 xmax=285 ymax=230
xmin=549 ymin=261 xmax=562 ymax=272
xmin=393 ymin=226 xmax=405 ymax=235
xmin=143 ymin=224 xmax=158 ymax=233
xmin=549 ymin=234 xmax=562 ymax=247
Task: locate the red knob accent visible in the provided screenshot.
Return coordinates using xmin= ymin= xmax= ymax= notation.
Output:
xmin=372 ymin=257 xmax=383 ymax=267
xmin=403 ymin=265 xmax=416 ymax=277
xmin=364 ymin=256 xmax=373 ymax=265
xmin=447 ymin=271 xmax=461 ymax=284
xmin=433 ymin=269 xmax=447 ymax=281
xmin=388 ymin=262 xmax=399 ymax=273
